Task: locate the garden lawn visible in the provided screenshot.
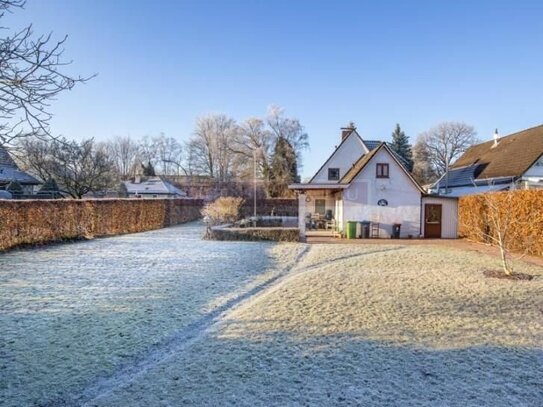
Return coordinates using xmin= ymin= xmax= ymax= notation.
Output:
xmin=0 ymin=223 xmax=305 ymax=407
xmin=1 ymin=227 xmax=542 ymax=406
xmin=88 ymin=243 xmax=543 ymax=407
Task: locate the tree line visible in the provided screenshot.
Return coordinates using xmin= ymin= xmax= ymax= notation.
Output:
xmin=15 ymin=106 xmax=308 ymax=198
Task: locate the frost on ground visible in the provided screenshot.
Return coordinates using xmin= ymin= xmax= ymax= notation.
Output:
xmin=89 ymin=244 xmax=543 ymax=407
xmin=0 ymin=222 xmax=305 ymax=407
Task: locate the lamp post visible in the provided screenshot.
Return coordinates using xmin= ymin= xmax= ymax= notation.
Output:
xmin=253 ymin=147 xmax=262 ymax=218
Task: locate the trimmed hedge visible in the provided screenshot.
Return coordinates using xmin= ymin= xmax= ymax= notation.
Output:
xmin=458 ymin=190 xmax=543 ymax=256
xmin=0 ymin=198 xmax=203 ymax=251
xmin=208 ymin=226 xmax=300 ymax=242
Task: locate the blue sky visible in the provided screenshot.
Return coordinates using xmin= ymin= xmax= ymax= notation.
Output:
xmin=6 ymin=0 xmax=543 ymax=178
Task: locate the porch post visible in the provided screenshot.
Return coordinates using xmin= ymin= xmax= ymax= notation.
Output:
xmin=298 ymin=192 xmax=306 ymax=240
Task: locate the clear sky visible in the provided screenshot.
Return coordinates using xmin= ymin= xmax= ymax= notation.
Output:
xmin=6 ymin=0 xmax=543 ymax=178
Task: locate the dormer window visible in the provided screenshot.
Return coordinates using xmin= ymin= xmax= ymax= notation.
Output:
xmin=376 ymin=163 xmax=389 ymax=178
xmin=328 ymin=168 xmax=340 ymax=181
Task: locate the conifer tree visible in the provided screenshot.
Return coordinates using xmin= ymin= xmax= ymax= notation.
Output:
xmin=390 ymin=124 xmax=414 ymax=171
xmin=266 ymin=137 xmax=299 ymax=197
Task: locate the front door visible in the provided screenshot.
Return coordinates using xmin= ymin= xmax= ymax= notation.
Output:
xmin=424 ymin=204 xmax=442 ymax=238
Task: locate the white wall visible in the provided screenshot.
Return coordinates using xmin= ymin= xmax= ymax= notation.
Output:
xmin=342 ymin=148 xmax=422 ymax=238
xmin=522 ymin=155 xmax=543 ymax=180
xmin=311 ymin=132 xmax=367 ymax=184
xmin=421 ymin=196 xmax=458 ymax=238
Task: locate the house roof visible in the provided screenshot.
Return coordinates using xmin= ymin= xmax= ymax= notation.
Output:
xmin=340 ymin=143 xmax=424 ymax=192
xmin=450 ymin=124 xmax=543 ymax=180
xmin=123 ymin=176 xmax=187 ymax=196
xmin=308 ymin=128 xmax=367 ymax=183
xmin=0 ymin=145 xmax=41 ymax=185
xmin=340 ymin=145 xmax=382 ymax=184
xmin=288 ymin=183 xmax=349 ymax=190
xmin=0 ymin=146 xmax=17 ymax=167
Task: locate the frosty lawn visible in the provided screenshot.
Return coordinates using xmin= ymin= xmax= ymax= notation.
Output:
xmin=1 ymin=224 xmax=542 ymax=406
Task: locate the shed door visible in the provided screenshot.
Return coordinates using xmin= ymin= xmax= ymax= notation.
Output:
xmin=424 ymin=204 xmax=442 ymax=238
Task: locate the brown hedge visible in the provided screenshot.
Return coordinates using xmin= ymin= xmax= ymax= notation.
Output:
xmin=208 ymin=226 xmax=300 ymax=242
xmin=0 ymin=198 xmax=203 ymax=251
xmin=458 ymin=190 xmax=543 ymax=256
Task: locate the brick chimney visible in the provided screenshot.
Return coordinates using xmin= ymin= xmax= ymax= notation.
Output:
xmin=340 ymin=122 xmax=356 ymax=141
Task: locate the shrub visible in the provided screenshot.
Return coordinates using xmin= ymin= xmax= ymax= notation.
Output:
xmin=201 ymin=197 xmax=244 ymax=226
xmin=459 ymin=190 xmax=543 ymax=257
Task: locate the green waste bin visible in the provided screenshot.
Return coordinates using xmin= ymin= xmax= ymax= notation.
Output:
xmin=346 ymin=221 xmax=357 ymax=239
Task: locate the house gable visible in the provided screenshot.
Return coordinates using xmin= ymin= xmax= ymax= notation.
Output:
xmin=342 ymin=145 xmax=423 ymax=238
xmin=310 ymin=130 xmax=368 ymax=184
xmin=522 ymin=153 xmax=543 ymax=178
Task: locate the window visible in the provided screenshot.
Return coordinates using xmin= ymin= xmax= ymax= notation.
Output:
xmin=328 ymin=168 xmax=340 ymax=181
xmin=315 ymin=199 xmax=326 ymax=215
xmin=376 ymin=163 xmax=389 ymax=178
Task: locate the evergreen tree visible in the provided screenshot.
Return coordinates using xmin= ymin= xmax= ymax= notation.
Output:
xmin=143 ymin=161 xmax=156 ymax=176
xmin=390 ymin=124 xmax=414 ymax=171
xmin=266 ymin=137 xmax=299 ymax=197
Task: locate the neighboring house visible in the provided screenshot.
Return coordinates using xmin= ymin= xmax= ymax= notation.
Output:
xmin=431 ymin=125 xmax=543 ymax=197
xmin=123 ymin=175 xmax=187 ymax=198
xmin=289 ymin=125 xmax=458 ymax=239
xmin=0 ymin=145 xmax=41 ymax=195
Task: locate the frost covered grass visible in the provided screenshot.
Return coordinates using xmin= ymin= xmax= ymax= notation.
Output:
xmin=0 ymin=222 xmax=305 ymax=407
xmin=90 ymin=244 xmax=543 ymax=407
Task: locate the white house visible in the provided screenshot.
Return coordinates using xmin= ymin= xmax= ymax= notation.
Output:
xmin=430 ymin=125 xmax=543 ymax=197
xmin=123 ymin=175 xmax=187 ymax=198
xmin=289 ymin=125 xmax=458 ymax=239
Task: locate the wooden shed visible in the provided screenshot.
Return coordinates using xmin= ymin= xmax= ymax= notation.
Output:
xmin=421 ymin=195 xmax=459 ymax=239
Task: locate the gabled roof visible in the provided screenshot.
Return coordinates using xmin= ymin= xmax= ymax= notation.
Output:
xmin=123 ymin=176 xmax=187 ymax=196
xmin=0 ymin=166 xmax=42 ymax=185
xmin=0 ymin=145 xmax=41 ymax=185
xmin=340 ymin=143 xmax=424 ymax=192
xmin=308 ymin=129 xmax=367 ymax=183
xmin=0 ymin=146 xmax=17 ymax=167
xmin=340 ymin=145 xmax=382 ymax=184
xmin=450 ymin=124 xmax=543 ymax=180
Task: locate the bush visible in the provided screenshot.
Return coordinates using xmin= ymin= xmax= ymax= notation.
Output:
xmin=201 ymin=197 xmax=244 ymax=226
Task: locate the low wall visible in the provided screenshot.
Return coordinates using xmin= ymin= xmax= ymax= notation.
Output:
xmin=208 ymin=226 xmax=299 ymax=242
xmin=240 ymin=199 xmax=298 ymax=217
xmin=0 ymin=198 xmax=203 ymax=251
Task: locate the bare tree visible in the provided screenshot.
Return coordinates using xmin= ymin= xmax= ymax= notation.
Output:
xmin=417 ymin=122 xmax=478 ymax=178
xmin=411 ymin=138 xmax=438 ymax=185
xmin=105 ymin=136 xmax=139 ymax=180
xmin=187 ymin=114 xmax=236 ymax=182
xmin=465 ymin=190 xmax=533 ymax=276
xmin=155 ymin=134 xmax=185 ymax=176
xmin=229 ymin=117 xmax=271 ymax=179
xmin=18 ymin=136 xmax=115 ymax=198
xmin=0 ymin=0 xmax=92 ymax=146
